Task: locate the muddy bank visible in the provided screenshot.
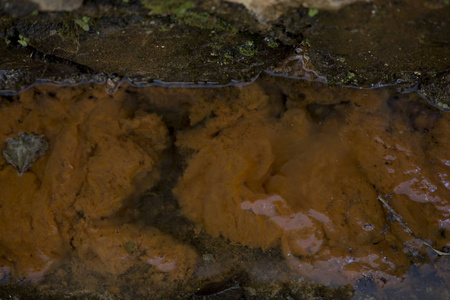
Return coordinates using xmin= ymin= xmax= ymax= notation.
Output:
xmin=1 ymin=76 xmax=450 ymax=299
xmin=1 ymin=0 xmax=449 ymax=107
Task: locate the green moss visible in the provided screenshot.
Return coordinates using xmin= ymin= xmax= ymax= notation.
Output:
xmin=141 ymin=0 xmax=238 ymax=33
xmin=418 ymin=34 xmax=425 ymax=44
xmin=140 ymin=0 xmax=196 ymax=15
xmin=58 ymin=15 xmax=98 ymax=40
xmin=178 ymin=11 xmax=212 ymax=28
xmin=74 ymin=16 xmax=90 ymax=32
xmin=300 ymin=39 xmax=311 ymax=47
xmin=59 ymin=20 xmax=74 ymax=38
xmin=308 ymin=8 xmax=319 ymax=17
xmin=265 ymin=37 xmax=279 ymax=48
xmin=178 ymin=11 xmax=238 ymax=33
xmin=159 ymin=25 xmax=171 ymax=32
xmin=124 ymin=241 xmax=138 ymax=252
xmin=333 ymin=71 xmax=360 ymax=85
xmin=59 ymin=19 xmax=81 ymax=39
xmin=239 ymin=40 xmax=258 ymax=57
xmin=215 ymin=18 xmax=238 ymax=33
xmin=18 ymin=35 xmax=29 ymax=47
xmin=224 ymin=52 xmax=233 ymax=59
xmin=175 ymin=2 xmax=197 ymax=14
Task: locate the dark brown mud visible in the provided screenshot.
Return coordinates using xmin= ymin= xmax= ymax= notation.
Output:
xmin=0 ymin=74 xmax=449 ymax=299
xmin=0 ymin=0 xmax=291 ymax=92
xmin=296 ymin=1 xmax=450 ymax=86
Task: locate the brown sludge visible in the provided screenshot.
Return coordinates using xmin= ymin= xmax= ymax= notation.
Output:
xmin=0 ymin=85 xmax=198 ymax=284
xmin=0 ymin=78 xmax=449 ymax=296
xmin=174 ymin=80 xmax=450 ymax=285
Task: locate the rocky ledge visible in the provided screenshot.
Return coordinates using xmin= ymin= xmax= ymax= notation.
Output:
xmin=0 ymin=0 xmax=449 ymax=108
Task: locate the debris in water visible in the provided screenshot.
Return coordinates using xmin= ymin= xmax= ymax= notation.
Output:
xmin=377 ymin=195 xmax=450 ymax=256
xmin=2 ymin=132 xmax=49 ymax=175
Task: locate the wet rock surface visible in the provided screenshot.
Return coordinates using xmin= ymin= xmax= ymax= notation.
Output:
xmin=418 ymin=70 xmax=450 ymax=112
xmin=296 ymin=1 xmax=450 ymax=90
xmin=0 ymin=0 xmax=291 ymax=92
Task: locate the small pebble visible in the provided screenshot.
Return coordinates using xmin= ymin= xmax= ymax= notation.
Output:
xmin=202 ymin=253 xmax=214 ymax=262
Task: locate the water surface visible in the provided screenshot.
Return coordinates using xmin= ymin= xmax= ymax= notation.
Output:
xmin=0 ymin=75 xmax=449 ymax=299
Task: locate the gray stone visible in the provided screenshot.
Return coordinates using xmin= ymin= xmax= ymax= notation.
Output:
xmin=28 ymin=0 xmax=83 ymax=11
xmin=3 ymin=132 xmax=49 ymax=175
xmin=225 ymin=0 xmax=370 ymax=21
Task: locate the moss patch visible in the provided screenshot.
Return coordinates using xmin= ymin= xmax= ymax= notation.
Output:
xmin=140 ymin=0 xmax=197 ymax=15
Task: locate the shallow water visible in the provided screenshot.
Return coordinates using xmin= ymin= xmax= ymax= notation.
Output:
xmin=0 ymin=75 xmax=449 ymax=299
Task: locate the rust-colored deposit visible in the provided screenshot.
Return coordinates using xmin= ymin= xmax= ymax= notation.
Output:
xmin=0 ymin=86 xmax=197 ymax=285
xmin=0 ymin=79 xmax=449 ymax=297
xmin=174 ymin=81 xmax=450 ymax=285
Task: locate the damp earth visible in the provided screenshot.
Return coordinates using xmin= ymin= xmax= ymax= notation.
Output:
xmin=0 ymin=74 xmax=450 ymax=299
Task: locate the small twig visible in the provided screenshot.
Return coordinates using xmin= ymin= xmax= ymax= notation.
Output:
xmin=377 ymin=195 xmax=450 ymax=256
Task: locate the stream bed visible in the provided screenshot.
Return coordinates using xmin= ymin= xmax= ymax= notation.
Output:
xmin=0 ymin=74 xmax=450 ymax=299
